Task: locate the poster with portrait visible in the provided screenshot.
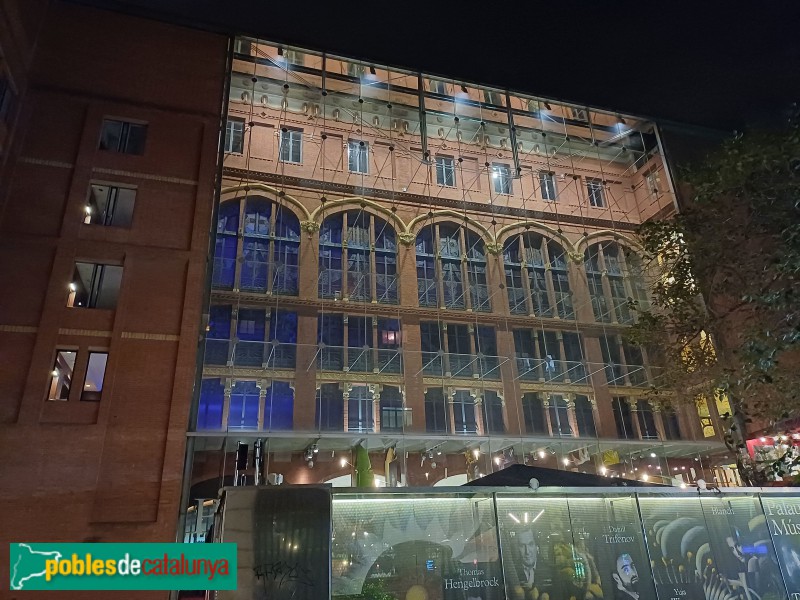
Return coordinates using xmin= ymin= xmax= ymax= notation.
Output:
xmin=762 ymin=495 xmax=800 ymax=599
xmin=638 ymin=494 xmax=785 ymax=600
xmin=331 ymin=494 xmax=502 ymax=600
xmin=496 ymin=494 xmax=656 ymax=600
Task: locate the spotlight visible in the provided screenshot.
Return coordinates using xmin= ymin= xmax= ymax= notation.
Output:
xmin=340 ymin=458 xmax=347 ymax=468
xmin=51 ymin=369 xmax=59 ymax=377
xmin=538 ymin=450 xmax=546 ymax=459
xmin=562 ymin=458 xmax=570 ymax=466
xmin=650 ymin=452 xmax=657 ymax=458
xmin=68 ymin=283 xmax=77 ymax=292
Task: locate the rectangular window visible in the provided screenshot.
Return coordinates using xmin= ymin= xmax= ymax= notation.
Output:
xmin=644 ymin=169 xmax=661 ymax=195
xmin=69 ymin=263 xmax=123 ymax=309
xmin=539 ymin=171 xmax=556 ymax=201
xmin=81 ymin=352 xmax=108 ymax=401
xmin=224 ymin=118 xmax=244 ymax=154
xmin=492 ymin=163 xmax=511 ymax=195
xmin=233 ymin=38 xmax=252 ymax=55
xmin=48 ymin=350 xmax=76 ymax=401
xmin=279 ymin=128 xmax=302 ymax=163
xmin=99 ymin=119 xmax=147 ymax=155
xmin=586 ymin=178 xmax=605 ymax=207
xmin=429 ymin=79 xmax=447 ymax=95
xmin=85 ymin=184 xmax=136 ymax=228
xmin=435 ymin=156 xmax=455 ymax=187
xmin=613 ymin=397 xmax=635 ymax=439
xmin=348 ymin=140 xmax=368 ymax=173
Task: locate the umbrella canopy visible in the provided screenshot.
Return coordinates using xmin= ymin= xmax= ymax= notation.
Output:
xmin=462 ymin=464 xmax=666 ymax=488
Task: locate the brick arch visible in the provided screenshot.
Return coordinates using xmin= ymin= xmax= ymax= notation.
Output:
xmin=406 ymin=210 xmax=493 ymax=244
xmin=220 ymin=182 xmax=311 ymax=221
xmin=575 ymin=230 xmax=644 ymax=255
xmin=309 ymin=196 xmax=407 ymax=234
xmin=494 ymin=220 xmax=578 ymax=258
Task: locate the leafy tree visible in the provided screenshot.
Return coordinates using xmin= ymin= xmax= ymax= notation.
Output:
xmin=628 ymin=108 xmax=800 ymax=484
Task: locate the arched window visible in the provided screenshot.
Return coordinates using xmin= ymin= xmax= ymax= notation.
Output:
xmin=319 ymin=211 xmax=398 ymax=303
xmin=211 ymin=196 xmax=300 ymax=295
xmin=416 ymin=222 xmax=490 ymax=311
xmin=584 ymin=241 xmax=647 ymax=324
xmin=503 ymin=233 xmax=573 ymax=319
xmin=213 ymin=201 xmax=239 ymax=288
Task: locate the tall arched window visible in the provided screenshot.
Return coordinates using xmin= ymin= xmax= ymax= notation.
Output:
xmin=211 ymin=196 xmax=300 ymax=295
xmin=319 ymin=211 xmax=398 ymax=303
xmin=503 ymin=233 xmax=574 ymax=319
xmin=416 ymin=222 xmax=490 ymax=311
xmin=584 ymin=241 xmax=647 ymax=324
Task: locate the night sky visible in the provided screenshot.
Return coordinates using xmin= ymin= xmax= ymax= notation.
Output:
xmin=78 ymin=1 xmax=799 ymax=130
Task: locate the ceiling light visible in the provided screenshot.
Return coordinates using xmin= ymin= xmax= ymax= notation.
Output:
xmin=563 ymin=458 xmax=570 ymax=466
xmin=51 ymin=370 xmax=59 ymax=377
xmin=68 ymin=283 xmax=77 ymax=292
xmin=340 ymin=458 xmax=347 ymax=468
xmin=650 ymin=452 xmax=657 ymax=458
xmin=538 ymin=450 xmax=546 ymax=459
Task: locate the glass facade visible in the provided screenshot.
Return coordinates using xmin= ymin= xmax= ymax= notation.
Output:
xmin=212 ymin=487 xmax=800 ymax=600
xmin=184 ymin=36 xmax=743 ymax=527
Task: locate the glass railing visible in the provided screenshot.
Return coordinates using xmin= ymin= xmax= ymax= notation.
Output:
xmin=516 ymin=358 xmax=588 ymax=384
xmin=420 ymin=351 xmax=502 ymax=380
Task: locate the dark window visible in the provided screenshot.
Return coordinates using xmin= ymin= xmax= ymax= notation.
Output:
xmin=197 ymin=378 xmax=224 ymax=430
xmin=522 ymin=392 xmax=547 ymax=434
xmin=539 ymin=171 xmax=556 ymax=201
xmin=453 ymin=390 xmax=477 ymax=434
xmin=319 ymin=211 xmax=397 ymax=304
xmin=613 ymin=397 xmax=635 ymax=439
xmin=69 ymin=263 xmax=122 ymax=309
xmin=85 ymin=184 xmax=135 ymax=227
xmin=503 ymin=233 xmax=573 ymax=319
xmin=637 ymin=400 xmax=659 ymax=439
xmin=205 ymin=305 xmax=231 ymax=366
xmin=99 ymin=119 xmax=147 ymax=155
xmin=436 ymin=156 xmax=456 ymax=187
xmin=663 ymin=407 xmax=682 ymax=440
xmin=600 ymin=335 xmax=625 ymax=385
xmin=279 ymin=128 xmax=302 ymax=163
xmin=380 ymin=386 xmax=404 ymax=432
xmin=348 ymin=385 xmax=373 ymax=432
xmin=348 ymin=140 xmax=368 ymax=173
xmin=224 ymin=118 xmax=244 ymax=153
xmin=317 ymin=314 xmax=344 ymax=371
xmin=264 ymin=381 xmax=293 ymax=431
xmin=233 ymin=38 xmax=252 ymax=55
xmin=81 ymin=352 xmax=108 ymax=401
xmin=482 ymin=390 xmax=505 ymax=434
xmin=425 ymin=388 xmax=450 ymax=433
xmin=316 ymin=383 xmax=343 ymax=431
xmin=586 ymin=178 xmax=605 ymax=207
xmin=48 ymin=350 xmax=76 ymax=401
xmin=492 ymin=163 xmax=512 ymax=195
xmin=548 ymin=395 xmax=572 ymax=436
xmin=575 ymin=395 xmax=596 ymax=437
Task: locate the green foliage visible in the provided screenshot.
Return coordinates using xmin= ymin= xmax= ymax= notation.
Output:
xmin=630 ymin=107 xmax=800 ymax=439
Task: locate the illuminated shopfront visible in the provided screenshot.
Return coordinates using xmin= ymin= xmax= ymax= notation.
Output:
xmin=213 ymin=486 xmax=800 ymax=600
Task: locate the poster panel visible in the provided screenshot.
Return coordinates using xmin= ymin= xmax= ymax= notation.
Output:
xmin=495 ymin=494 xmax=656 ymax=600
xmin=638 ymin=494 xmax=785 ymax=600
xmin=761 ymin=494 xmax=800 ymax=599
xmin=331 ymin=493 xmax=502 ymax=600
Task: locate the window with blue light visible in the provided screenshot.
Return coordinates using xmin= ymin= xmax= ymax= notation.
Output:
xmin=267 ymin=310 xmax=297 ymax=368
xmin=316 ymin=383 xmax=344 ymax=431
xmin=213 ymin=201 xmax=239 ymax=288
xmin=264 ymin=381 xmax=293 ymax=430
xmin=229 ymin=380 xmax=260 ymax=430
xmin=205 ymin=305 xmax=231 ymax=365
xmin=197 ymin=378 xmax=224 ymax=431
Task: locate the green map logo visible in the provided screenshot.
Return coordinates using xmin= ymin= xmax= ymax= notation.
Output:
xmin=9 ymin=543 xmax=237 ymax=591
xmin=10 ymin=544 xmax=63 ymax=590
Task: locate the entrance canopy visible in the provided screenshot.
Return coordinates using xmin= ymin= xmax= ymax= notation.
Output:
xmin=463 ymin=463 xmax=665 ymax=487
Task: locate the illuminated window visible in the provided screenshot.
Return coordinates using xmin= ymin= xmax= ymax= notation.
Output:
xmin=84 ymin=184 xmax=135 ymax=228
xmin=539 ymin=171 xmax=557 ymax=201
xmin=319 ymin=211 xmax=397 ymax=303
xmin=586 ymin=178 xmax=605 ymax=207
xmin=492 ymin=163 xmax=512 ymax=195
xmin=348 ymin=140 xmax=368 ymax=174
xmin=81 ymin=352 xmax=108 ymax=402
xmin=503 ymin=233 xmax=573 ymax=319
xmin=585 ymin=242 xmax=648 ymax=324
xmin=48 ymin=350 xmax=76 ymax=401
xmin=224 ymin=118 xmax=244 ymax=153
xmin=435 ymin=156 xmax=456 ymax=187
xmin=416 ymin=223 xmax=490 ymax=311
xmin=68 ymin=263 xmax=122 ymax=309
xmin=279 ymin=128 xmax=302 ymax=163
